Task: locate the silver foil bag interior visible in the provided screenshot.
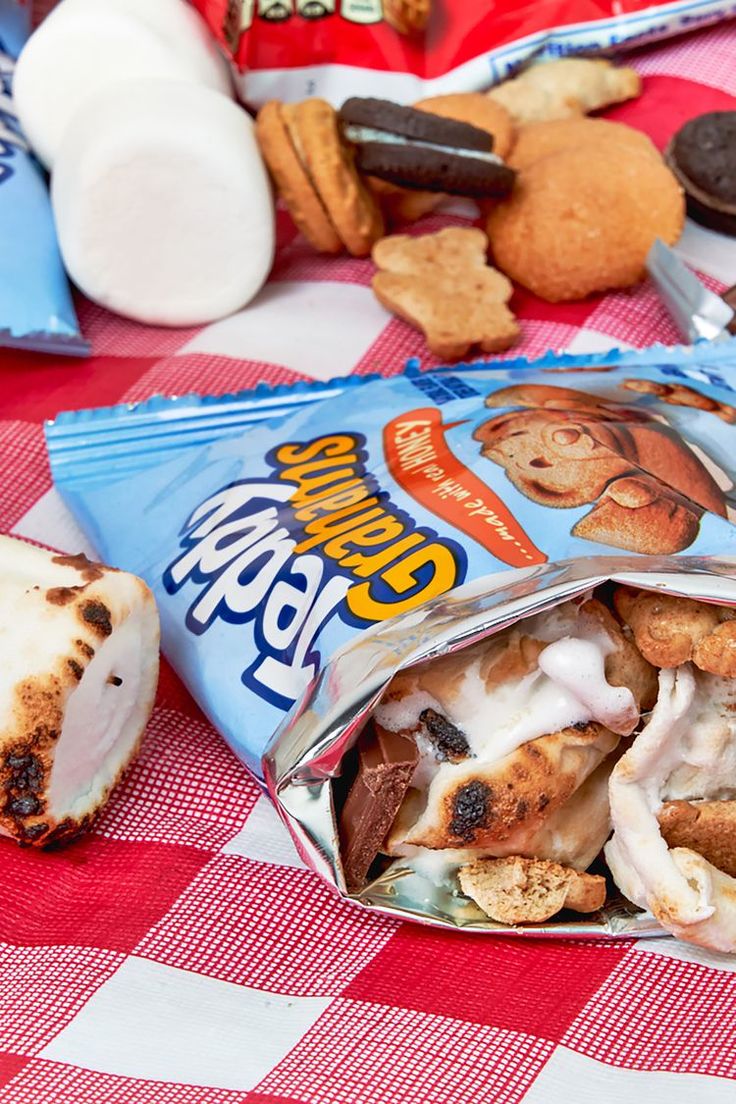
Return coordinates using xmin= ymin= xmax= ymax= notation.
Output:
xmin=264 ymin=554 xmax=736 ymax=939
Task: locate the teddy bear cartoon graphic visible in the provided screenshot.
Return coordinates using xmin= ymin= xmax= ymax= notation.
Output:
xmin=621 ymin=378 xmax=736 ymax=423
xmin=473 ymin=383 xmax=728 ymax=555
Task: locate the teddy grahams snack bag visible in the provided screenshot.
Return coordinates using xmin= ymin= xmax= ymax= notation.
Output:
xmin=46 ymin=341 xmax=736 ymax=939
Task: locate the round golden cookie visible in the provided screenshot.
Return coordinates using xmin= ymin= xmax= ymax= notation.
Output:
xmin=416 ymin=93 xmax=515 ymax=159
xmin=293 ymin=98 xmax=383 ymax=257
xmin=508 ymin=117 xmax=659 ymax=171
xmin=487 ymin=146 xmax=684 ymax=302
xmin=255 ymin=101 xmax=342 ymax=254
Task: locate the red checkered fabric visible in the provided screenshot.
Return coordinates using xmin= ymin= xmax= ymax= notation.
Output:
xmin=1 ymin=21 xmax=736 ymax=1103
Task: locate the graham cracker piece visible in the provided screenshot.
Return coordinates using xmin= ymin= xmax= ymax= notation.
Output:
xmin=458 ymin=855 xmax=606 ymax=924
xmin=371 ymin=226 xmax=519 ymax=360
xmin=489 ymin=58 xmax=641 ymax=127
xmin=659 ymin=800 xmax=736 ymax=879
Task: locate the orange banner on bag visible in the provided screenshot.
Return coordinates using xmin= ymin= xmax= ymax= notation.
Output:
xmin=384 ymin=408 xmax=547 ymax=568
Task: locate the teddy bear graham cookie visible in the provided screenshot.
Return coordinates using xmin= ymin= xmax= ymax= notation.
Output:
xmin=371 ymin=227 xmax=520 ymax=359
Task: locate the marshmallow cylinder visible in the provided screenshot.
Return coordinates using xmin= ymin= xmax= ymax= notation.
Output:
xmin=14 ymin=0 xmax=232 ymax=169
xmin=52 ymin=80 xmax=275 ymax=326
xmin=0 ymin=536 xmax=159 ymax=845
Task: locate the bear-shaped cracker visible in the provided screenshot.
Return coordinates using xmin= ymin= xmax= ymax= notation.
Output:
xmin=371 ymin=227 xmax=519 ymax=360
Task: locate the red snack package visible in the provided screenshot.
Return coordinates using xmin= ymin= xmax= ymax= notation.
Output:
xmin=193 ymin=0 xmax=729 ymax=105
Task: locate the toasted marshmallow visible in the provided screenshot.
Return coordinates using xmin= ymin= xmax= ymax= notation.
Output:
xmin=377 ymin=597 xmax=655 ymax=853
xmin=0 ymin=536 xmax=159 ymax=845
xmin=391 ymin=756 xmax=615 ymax=883
xmin=606 ymin=665 xmax=736 ymax=952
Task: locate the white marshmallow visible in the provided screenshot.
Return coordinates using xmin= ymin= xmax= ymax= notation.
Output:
xmin=52 ymin=80 xmax=275 ymax=327
xmin=14 ymin=0 xmax=232 ymax=168
xmin=0 ymin=535 xmax=159 ymax=845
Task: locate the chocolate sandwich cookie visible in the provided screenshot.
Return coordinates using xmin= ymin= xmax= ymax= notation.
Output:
xmin=666 ymin=112 xmax=736 ymax=236
xmin=339 ymin=97 xmax=516 ymax=198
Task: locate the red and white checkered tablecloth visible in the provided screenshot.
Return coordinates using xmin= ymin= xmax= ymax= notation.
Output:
xmin=2 ymin=21 xmax=736 ymax=1103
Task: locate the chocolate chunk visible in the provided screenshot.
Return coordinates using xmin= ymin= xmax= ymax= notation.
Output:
xmin=338 ymin=721 xmax=418 ymax=891
xmin=449 ymin=780 xmax=491 ymax=841
xmin=419 ymin=708 xmax=471 ymax=762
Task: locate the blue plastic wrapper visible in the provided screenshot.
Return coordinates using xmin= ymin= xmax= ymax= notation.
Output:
xmin=0 ymin=3 xmax=87 ymax=355
xmin=46 ymin=343 xmax=736 ymax=780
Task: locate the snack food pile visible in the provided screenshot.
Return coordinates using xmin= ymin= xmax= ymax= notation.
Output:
xmin=251 ymin=63 xmax=693 ymax=353
xmin=338 ymin=585 xmax=736 ymax=951
xmin=7 ymin=0 xmax=735 ymax=360
xmin=5 ymin=0 xmax=736 ymax=972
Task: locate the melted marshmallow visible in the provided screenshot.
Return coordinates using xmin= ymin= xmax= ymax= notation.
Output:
xmin=664 ymin=674 xmax=736 ymax=800
xmin=375 ymin=689 xmax=441 ymax=735
xmin=451 ymin=633 xmax=633 ymax=763
xmin=376 ymin=602 xmax=636 ymax=780
xmin=606 ymin=665 xmax=736 ymax=952
xmin=538 ymin=636 xmax=638 ymax=736
xmin=605 ymin=666 xmax=715 ymax=926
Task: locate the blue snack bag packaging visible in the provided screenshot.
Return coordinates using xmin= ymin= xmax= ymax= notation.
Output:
xmin=0 ymin=1 xmax=87 ymax=355
xmin=45 ymin=344 xmax=736 ymax=935
xmin=46 ymin=343 xmax=736 ymax=779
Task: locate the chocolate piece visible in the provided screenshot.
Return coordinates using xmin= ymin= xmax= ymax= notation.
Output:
xmin=419 ymin=708 xmax=472 ymax=762
xmin=666 ymin=112 xmax=736 ymax=237
xmin=338 ymin=721 xmax=418 ymax=890
xmin=339 ymin=97 xmax=516 ymax=198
